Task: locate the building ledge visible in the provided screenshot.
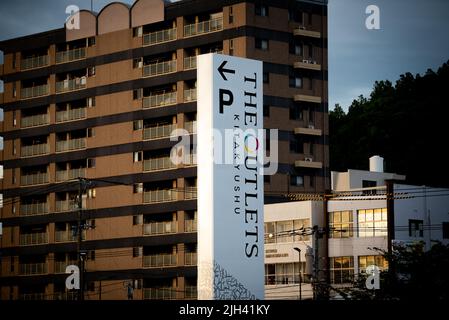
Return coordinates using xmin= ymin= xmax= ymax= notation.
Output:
xmin=294 ymin=60 xmax=321 ymax=71
xmin=294 ymin=127 xmax=323 ymax=136
xmin=294 ymin=27 xmax=321 ymax=38
xmin=295 ymin=160 xmax=323 ymax=169
xmin=294 ymin=94 xmax=322 ymax=104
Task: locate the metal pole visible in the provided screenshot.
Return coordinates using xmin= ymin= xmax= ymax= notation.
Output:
xmin=77 ymin=178 xmax=84 ymax=301
xmin=294 ymin=247 xmax=302 ymax=300
xmin=313 ymin=225 xmax=319 ymax=300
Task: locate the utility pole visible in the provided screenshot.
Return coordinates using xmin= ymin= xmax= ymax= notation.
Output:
xmin=293 ymin=247 xmax=302 ymax=300
xmin=313 ymin=225 xmax=319 ymax=300
xmin=77 ymin=178 xmax=84 ymax=301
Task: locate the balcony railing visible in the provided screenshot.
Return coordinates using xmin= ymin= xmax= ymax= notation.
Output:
xmin=19 ymin=233 xmax=48 ymax=246
xmin=21 ymin=114 xmax=49 ymax=128
xmin=19 ymin=262 xmax=47 ymax=275
xmin=143 ymin=287 xmax=177 ymax=300
xmin=21 ymin=84 xmax=49 ymax=99
xmin=143 ymin=60 xmax=177 ymax=77
xmin=56 ymin=138 xmax=86 ymax=152
xmin=21 ymin=143 xmax=49 ymax=157
xmin=143 ymin=189 xmax=178 ymax=203
xmin=56 ymin=47 xmax=86 ymax=64
xmin=185 ymin=286 xmax=197 ymax=299
xmin=56 ymin=108 xmax=86 ymax=122
xmin=55 ymin=261 xmax=78 ymax=273
xmin=185 ymin=252 xmax=197 ymax=266
xmin=20 ymin=172 xmax=49 ymax=186
xmin=52 ymin=292 xmax=78 ymax=300
xmin=184 ymin=88 xmax=197 ymax=102
xmin=56 ymin=168 xmax=86 ymax=182
xmin=143 ymin=124 xmax=176 ymax=140
xmin=56 ymin=77 xmax=87 ymax=93
xmin=143 ymin=254 xmax=177 ymax=268
xmin=184 ymin=187 xmax=197 ymax=200
xmin=143 ymin=221 xmax=177 ymax=235
xmin=143 ymin=28 xmax=177 ymax=46
xmin=20 ymin=202 xmax=49 ymax=216
xmin=55 ymin=231 xmax=84 ymax=242
xmin=143 ymin=92 xmax=177 ymax=109
xmin=184 ymin=56 xmax=197 ymax=70
xmin=185 ymin=121 xmax=197 ymax=134
xmin=184 ymin=220 xmax=197 ymax=233
xmin=19 ymin=293 xmax=47 ymax=300
xmin=21 ymin=55 xmax=49 ymax=70
xmin=55 ymin=200 xmax=78 ymax=212
xmin=143 ymin=157 xmax=176 ymax=172
xmin=184 ymin=16 xmax=223 ymax=37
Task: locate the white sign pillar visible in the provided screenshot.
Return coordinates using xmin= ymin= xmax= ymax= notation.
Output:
xmin=197 ymin=53 xmax=264 ymax=300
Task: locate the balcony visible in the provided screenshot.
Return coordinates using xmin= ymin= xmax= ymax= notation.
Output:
xmin=184 ymin=56 xmax=197 ymax=70
xmin=21 ymin=84 xmax=49 ymax=99
xmin=143 ymin=221 xmax=177 ymax=235
xmin=184 ymin=252 xmax=197 ymax=266
xmin=21 ymin=114 xmax=49 ymax=128
xmin=143 ymin=27 xmax=177 ymax=46
xmin=56 ymin=47 xmax=86 ymax=64
xmin=143 ymin=92 xmax=177 ymax=109
xmin=56 ymin=138 xmax=87 ymax=152
xmin=56 ymin=108 xmax=86 ymax=122
xmin=19 ymin=263 xmax=48 ymax=275
xmin=56 ymin=168 xmax=86 ymax=182
xmin=185 ymin=121 xmax=197 ymax=134
xmin=294 ymin=26 xmax=321 ymax=38
xmin=143 ymin=287 xmax=176 ymax=300
xmin=185 ymin=286 xmax=197 ymax=299
xmin=184 ymin=220 xmax=197 ymax=233
xmin=21 ymin=143 xmax=49 ymax=157
xmin=21 ymin=55 xmax=49 ymax=70
xmin=295 ymin=158 xmax=323 ymax=169
xmin=19 ymin=293 xmax=47 ymax=300
xmin=20 ymin=172 xmax=49 ymax=186
xmin=142 ymin=60 xmax=177 ymax=78
xmin=19 ymin=233 xmax=48 ymax=246
xmin=56 ymin=77 xmax=87 ymax=93
xmin=184 ymin=187 xmax=197 ymax=200
xmin=54 ymin=261 xmax=77 ymax=273
xmin=143 ymin=254 xmax=177 ymax=268
xmin=143 ymin=124 xmax=176 ymax=140
xmin=55 ymin=231 xmax=84 ymax=242
xmin=20 ymin=202 xmax=49 ymax=216
xmin=55 ymin=200 xmax=78 ymax=212
xmin=294 ymin=94 xmax=322 ymax=104
xmin=184 ymin=17 xmax=223 ymax=37
xmin=143 ymin=157 xmax=176 ymax=172
xmin=294 ymin=60 xmax=322 ymax=71
xmin=294 ymin=126 xmax=323 ymax=136
xmin=184 ymin=88 xmax=197 ymax=102
xmin=143 ymin=189 xmax=178 ymax=203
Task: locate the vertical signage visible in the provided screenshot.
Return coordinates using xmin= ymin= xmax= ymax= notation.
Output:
xmin=197 ymin=53 xmax=264 ymax=300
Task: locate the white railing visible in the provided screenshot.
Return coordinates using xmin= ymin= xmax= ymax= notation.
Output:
xmin=21 ymin=143 xmax=49 ymax=157
xmin=185 ymin=252 xmax=197 ymax=266
xmin=21 ymin=84 xmax=49 ymax=99
xmin=21 ymin=114 xmax=49 ymax=128
xmin=143 ymin=28 xmax=177 ymax=46
xmin=143 ymin=221 xmax=177 ymax=235
xmin=56 ymin=138 xmax=86 ymax=152
xmin=56 ymin=168 xmax=86 ymax=182
xmin=143 ymin=287 xmax=177 ymax=300
xmin=55 ymin=200 xmax=78 ymax=212
xmin=20 ymin=202 xmax=49 ymax=216
xmin=21 ymin=55 xmax=49 ymax=70
xmin=184 ymin=187 xmax=197 ymax=200
xmin=143 ymin=157 xmax=176 ymax=172
xmin=143 ymin=254 xmax=177 ymax=268
xmin=54 ymin=261 xmax=77 ymax=273
xmin=56 ymin=77 xmax=87 ymax=93
xmin=185 ymin=286 xmax=197 ymax=299
xmin=143 ymin=124 xmax=176 ymax=140
xmin=143 ymin=189 xmax=178 ymax=203
xmin=184 ymin=56 xmax=197 ymax=70
xmin=56 ymin=108 xmax=86 ymax=122
xmin=19 ymin=263 xmax=47 ymax=275
xmin=19 ymin=233 xmax=48 ymax=246
xmin=55 ymin=231 xmax=76 ymax=243
xmin=56 ymin=47 xmax=86 ymax=64
xmin=185 ymin=121 xmax=197 ymax=134
xmin=143 ymin=60 xmax=177 ymax=77
xmin=184 ymin=88 xmax=197 ymax=102
xmin=184 ymin=220 xmax=197 ymax=233
xmin=143 ymin=92 xmax=177 ymax=109
xmin=20 ymin=172 xmax=48 ymax=186
xmin=184 ymin=16 xmax=223 ymax=37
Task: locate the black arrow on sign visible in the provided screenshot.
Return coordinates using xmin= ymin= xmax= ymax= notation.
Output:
xmin=218 ymin=60 xmax=235 ymax=81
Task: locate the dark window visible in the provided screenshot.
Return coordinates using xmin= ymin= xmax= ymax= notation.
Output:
xmin=255 ymin=4 xmax=268 ymax=16
xmin=409 ymin=219 xmax=424 ymax=237
xmin=443 ymin=222 xmax=449 ymax=239
xmin=309 ymin=175 xmax=314 ymax=187
xmin=289 ymin=105 xmax=303 ymax=120
xmin=229 ymin=39 xmax=234 ymax=56
xmin=133 ymin=120 xmax=143 ymax=130
xmin=87 ymin=128 xmax=94 ymax=137
xmin=87 ymin=158 xmax=95 ymax=168
xmin=255 ymin=38 xmax=269 ymax=51
xmin=90 ymin=251 xmax=95 ymax=261
xmin=289 ymin=76 xmax=302 ymax=88
xmin=133 ymin=89 xmax=142 ymax=100
xmin=133 ymin=183 xmax=143 ymax=193
xmin=263 ymin=105 xmax=270 ymax=117
xmin=133 ymin=247 xmax=141 ymax=257
xmin=362 ymin=180 xmax=377 ymax=195
xmin=133 ymin=215 xmax=142 ymax=225
xmin=87 ymin=282 xmax=95 ymax=291
xmin=290 ymin=175 xmax=304 ymax=187
xmin=290 ymin=136 xmax=303 ymax=153
xmin=263 ymin=72 xmax=269 ymax=84
xmin=264 ymin=175 xmax=270 ymax=184
xmin=88 ymin=37 xmax=96 ymax=46
xmin=229 ymin=6 xmax=234 ymax=24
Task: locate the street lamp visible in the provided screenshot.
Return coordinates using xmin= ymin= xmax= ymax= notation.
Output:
xmin=293 ymin=247 xmax=302 ymax=300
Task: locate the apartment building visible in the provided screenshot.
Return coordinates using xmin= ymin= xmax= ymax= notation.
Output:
xmin=0 ymin=0 xmax=329 ymax=300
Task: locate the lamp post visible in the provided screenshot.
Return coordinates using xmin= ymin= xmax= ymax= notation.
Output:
xmin=293 ymin=247 xmax=302 ymax=300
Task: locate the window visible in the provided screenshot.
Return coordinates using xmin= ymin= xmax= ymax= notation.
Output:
xmin=290 ymin=136 xmax=303 ymax=153
xmin=255 ymin=4 xmax=268 ymax=17
xmin=87 ymin=37 xmax=96 ymax=46
xmin=264 ymin=175 xmax=270 ymax=184
xmin=12 ymin=168 xmax=16 ymax=185
xmin=88 ymin=188 xmax=96 ymax=198
xmin=133 ymin=215 xmax=142 ymax=225
xmin=290 ymin=175 xmax=304 ymax=187
xmin=443 ymin=222 xmax=449 ymax=239
xmin=133 ymin=58 xmax=143 ymax=69
xmin=133 ymin=247 xmax=142 ymax=257
xmin=264 ymin=219 xmax=311 ymax=244
xmin=358 ymin=208 xmax=388 ymax=237
xmin=330 ymin=256 xmax=354 ymax=284
xmin=289 ymin=76 xmax=302 ymax=88
xmin=229 ymin=6 xmax=234 ymax=24
xmin=12 ymin=54 xmax=17 ymax=69
xmin=329 ymin=211 xmax=353 ymax=238
xmin=309 ymin=175 xmax=314 ymax=188
xmin=13 ymin=110 xmax=17 ymax=127
xmin=409 ymin=219 xmax=424 ymax=237
xmin=87 ymin=128 xmax=95 ymax=137
xmin=87 ymin=97 xmax=95 ymax=107
xmin=358 ymin=255 xmax=388 ymax=274
xmin=263 ymin=105 xmax=270 ymax=117
xmin=13 ymin=82 xmax=17 ymax=98
xmin=10 ymin=257 xmax=14 ymax=273
xmin=87 ymin=158 xmax=96 ymax=168
xmin=362 ymin=180 xmax=377 ymax=195
xmin=13 ymin=140 xmax=17 ymax=155
xmin=133 ymin=89 xmax=143 ymax=100
xmin=90 ymin=250 xmax=95 ymax=261
xmin=133 ymin=151 xmax=143 ymax=162
xmin=133 ymin=183 xmax=143 ymax=194
xmin=87 ymin=66 xmax=96 ymax=77
xmin=289 ymin=105 xmax=303 ymax=120
xmin=133 ymin=26 xmax=143 ymax=37
xmin=308 ymin=44 xmax=313 ymax=59
xmin=263 ymin=72 xmax=269 ymax=84
xmin=265 ymin=263 xmax=303 ymax=285
xmin=229 ymin=39 xmax=234 ymax=56
xmin=133 ymin=120 xmax=143 ymax=130
xmin=265 ymin=222 xmax=275 ymax=243
xmin=255 ymin=38 xmax=268 ymax=51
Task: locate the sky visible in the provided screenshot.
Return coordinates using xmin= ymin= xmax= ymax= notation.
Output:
xmin=0 ymin=0 xmax=449 ymax=112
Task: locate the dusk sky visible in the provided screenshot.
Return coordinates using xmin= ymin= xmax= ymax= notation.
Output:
xmin=0 ymin=0 xmax=448 ymax=110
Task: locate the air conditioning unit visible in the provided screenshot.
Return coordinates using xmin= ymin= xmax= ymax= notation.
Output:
xmin=138 ymin=60 xmax=143 ymax=68
xmin=305 ymin=157 xmax=313 ymax=162
xmin=303 ymin=59 xmax=310 ymax=64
